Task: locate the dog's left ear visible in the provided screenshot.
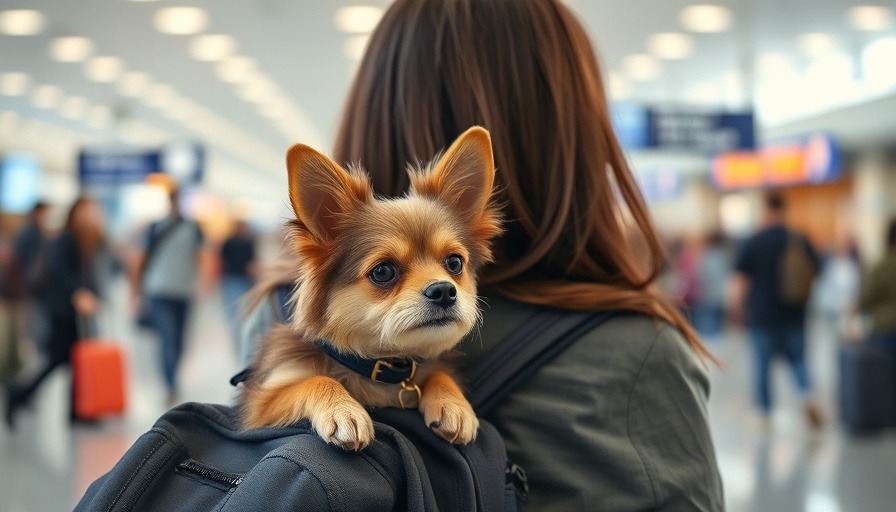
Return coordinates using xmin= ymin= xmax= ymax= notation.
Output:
xmin=411 ymin=126 xmax=495 ymax=221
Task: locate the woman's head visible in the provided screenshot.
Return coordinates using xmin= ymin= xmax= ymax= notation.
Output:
xmin=334 ymin=0 xmax=710 ymax=359
xmin=65 ymin=197 xmax=104 ymax=253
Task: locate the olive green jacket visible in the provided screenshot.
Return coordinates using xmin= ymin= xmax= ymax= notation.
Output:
xmin=459 ymin=295 xmax=724 ymax=511
xmin=859 ymin=251 xmax=896 ymax=333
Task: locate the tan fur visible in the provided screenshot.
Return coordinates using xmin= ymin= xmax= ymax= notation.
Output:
xmin=240 ymin=127 xmax=500 ymax=450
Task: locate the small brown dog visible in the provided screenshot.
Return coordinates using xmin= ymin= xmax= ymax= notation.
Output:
xmin=239 ymin=127 xmax=501 ymax=451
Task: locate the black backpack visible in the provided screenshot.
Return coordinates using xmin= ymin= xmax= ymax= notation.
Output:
xmin=76 ymin=298 xmax=614 ymax=512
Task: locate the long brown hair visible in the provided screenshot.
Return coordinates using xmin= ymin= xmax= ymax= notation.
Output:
xmin=65 ymin=197 xmax=104 ymax=256
xmin=333 ymin=0 xmax=712 ymax=361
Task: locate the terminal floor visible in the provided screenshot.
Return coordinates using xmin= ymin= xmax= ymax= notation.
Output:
xmin=2 ymin=279 xmax=895 ymax=511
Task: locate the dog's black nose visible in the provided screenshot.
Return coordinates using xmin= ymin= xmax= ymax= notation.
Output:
xmin=423 ymin=281 xmax=457 ymax=309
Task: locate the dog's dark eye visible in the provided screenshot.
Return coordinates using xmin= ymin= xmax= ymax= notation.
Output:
xmin=444 ymin=254 xmax=464 ymax=275
xmin=369 ymin=262 xmax=399 ymax=286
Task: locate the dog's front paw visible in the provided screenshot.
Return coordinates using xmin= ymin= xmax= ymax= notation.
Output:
xmin=311 ymin=399 xmax=375 ymax=451
xmin=423 ymin=398 xmax=479 ymax=444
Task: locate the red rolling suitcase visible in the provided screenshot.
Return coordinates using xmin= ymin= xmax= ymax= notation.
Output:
xmin=71 ymin=338 xmax=127 ymax=419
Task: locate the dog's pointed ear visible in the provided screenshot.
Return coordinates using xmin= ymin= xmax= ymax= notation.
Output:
xmin=411 ymin=126 xmax=495 ymax=221
xmin=286 ymin=144 xmax=371 ymax=241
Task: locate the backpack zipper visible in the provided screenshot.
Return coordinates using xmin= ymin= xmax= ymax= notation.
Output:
xmin=177 ymin=458 xmax=244 ymax=488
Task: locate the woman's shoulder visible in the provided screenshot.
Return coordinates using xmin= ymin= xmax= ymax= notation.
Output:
xmin=477 ymin=294 xmax=700 ymax=377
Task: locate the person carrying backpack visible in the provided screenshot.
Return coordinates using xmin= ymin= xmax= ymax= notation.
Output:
xmin=135 ymin=187 xmax=205 ymax=406
xmin=731 ymin=193 xmax=824 ymax=430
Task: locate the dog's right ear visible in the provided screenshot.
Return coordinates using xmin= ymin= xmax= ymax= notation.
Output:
xmin=286 ymin=144 xmax=372 ymax=242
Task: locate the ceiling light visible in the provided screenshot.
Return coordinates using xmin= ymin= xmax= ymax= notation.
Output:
xmin=259 ymin=102 xmax=288 ymax=119
xmin=806 ymin=54 xmax=855 ymax=82
xmin=0 ymin=111 xmax=20 ymax=134
xmin=686 ymin=82 xmax=722 ymax=105
xmin=798 ymin=33 xmax=837 ymax=57
xmin=608 ymin=72 xmax=630 ymax=100
xmin=145 ymin=83 xmax=176 ymax=108
xmin=848 ymin=6 xmax=893 ymax=31
xmin=237 ymin=75 xmax=276 ymax=103
xmin=164 ymin=97 xmax=197 ymax=120
xmin=59 ymin=96 xmax=88 ymax=119
xmin=623 ymin=54 xmax=661 ymax=81
xmin=343 ymin=35 xmax=370 ymax=60
xmin=757 ymin=53 xmax=794 ymax=78
xmin=862 ymin=37 xmax=896 ymax=89
xmin=647 ymin=32 xmax=695 ymax=60
xmin=31 ymin=85 xmax=62 ymax=109
xmin=0 ymin=10 xmax=45 ymax=36
xmin=86 ymin=105 xmax=112 ymax=129
xmin=85 ymin=56 xmax=124 ymax=82
xmin=189 ymin=34 xmax=237 ymax=61
xmin=0 ymin=72 xmax=30 ymax=96
xmin=680 ymin=5 xmax=731 ymax=33
xmin=154 ymin=7 xmax=209 ymax=35
xmin=334 ymin=6 xmax=384 ymax=33
xmin=49 ymin=37 xmax=95 ymax=62
xmin=215 ymin=55 xmax=255 ymax=83
xmin=118 ymin=71 xmax=151 ymax=97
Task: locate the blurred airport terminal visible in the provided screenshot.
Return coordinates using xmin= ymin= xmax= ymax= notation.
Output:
xmin=2 ymin=1 xmax=896 ymax=510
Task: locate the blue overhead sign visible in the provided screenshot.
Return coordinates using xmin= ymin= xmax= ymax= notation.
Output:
xmin=612 ymin=104 xmax=755 ymax=154
xmin=78 ymin=150 xmax=160 ymax=185
xmin=79 ymin=144 xmax=204 ymax=186
xmin=648 ymin=110 xmax=755 ymax=153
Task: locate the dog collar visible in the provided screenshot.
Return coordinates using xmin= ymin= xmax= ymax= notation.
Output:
xmin=314 ymin=340 xmax=418 ymax=385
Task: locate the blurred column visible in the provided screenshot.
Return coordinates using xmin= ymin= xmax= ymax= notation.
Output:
xmin=852 ymin=150 xmax=896 ymax=264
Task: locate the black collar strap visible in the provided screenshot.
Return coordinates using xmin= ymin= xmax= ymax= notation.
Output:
xmin=314 ymin=340 xmax=417 ymax=384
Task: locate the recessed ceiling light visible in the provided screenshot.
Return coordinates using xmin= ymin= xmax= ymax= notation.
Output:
xmin=862 ymin=37 xmax=896 ymax=88
xmin=647 ymin=32 xmax=695 ymax=60
xmin=608 ymin=72 xmax=630 ymax=100
xmin=85 ymin=56 xmax=125 ymax=82
xmin=118 ymin=71 xmax=151 ymax=97
xmin=259 ymin=102 xmax=288 ymax=119
xmin=59 ymin=96 xmax=89 ymax=119
xmin=216 ymin=55 xmax=255 ymax=83
xmin=847 ymin=6 xmax=893 ymax=31
xmin=189 ymin=34 xmax=237 ymax=62
xmin=756 ymin=53 xmax=794 ymax=78
xmin=86 ymin=105 xmax=112 ymax=129
xmin=145 ymin=83 xmax=176 ymax=108
xmin=154 ymin=7 xmax=208 ymax=35
xmin=623 ymin=54 xmax=661 ymax=81
xmin=31 ymin=85 xmax=62 ymax=109
xmin=343 ymin=35 xmax=370 ymax=60
xmin=680 ymin=5 xmax=732 ymax=33
xmin=163 ymin=97 xmax=197 ymax=120
xmin=0 ymin=10 xmax=45 ymax=36
xmin=237 ymin=75 xmax=276 ymax=103
xmin=798 ymin=33 xmax=837 ymax=57
xmin=49 ymin=37 xmax=95 ymax=63
xmin=0 ymin=72 xmax=30 ymax=96
xmin=807 ymin=53 xmax=855 ymax=82
xmin=334 ymin=6 xmax=384 ymax=33
xmin=0 ymin=111 xmax=20 ymax=134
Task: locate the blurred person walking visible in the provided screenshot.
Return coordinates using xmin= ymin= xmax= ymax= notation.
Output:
xmin=0 ymin=235 xmax=24 ymax=386
xmin=136 ymin=188 xmax=204 ymax=405
xmin=219 ymin=220 xmax=256 ymax=347
xmin=693 ymin=231 xmax=730 ymax=343
xmin=732 ymin=194 xmax=823 ymax=429
xmin=816 ymin=237 xmax=862 ymax=340
xmin=4 ymin=197 xmax=106 ymax=428
xmin=859 ymin=219 xmax=896 ymax=375
xmin=13 ymin=202 xmax=51 ymax=350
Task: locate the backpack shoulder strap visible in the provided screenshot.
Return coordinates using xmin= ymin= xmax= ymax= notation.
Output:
xmin=466 ymin=307 xmax=617 ymax=416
